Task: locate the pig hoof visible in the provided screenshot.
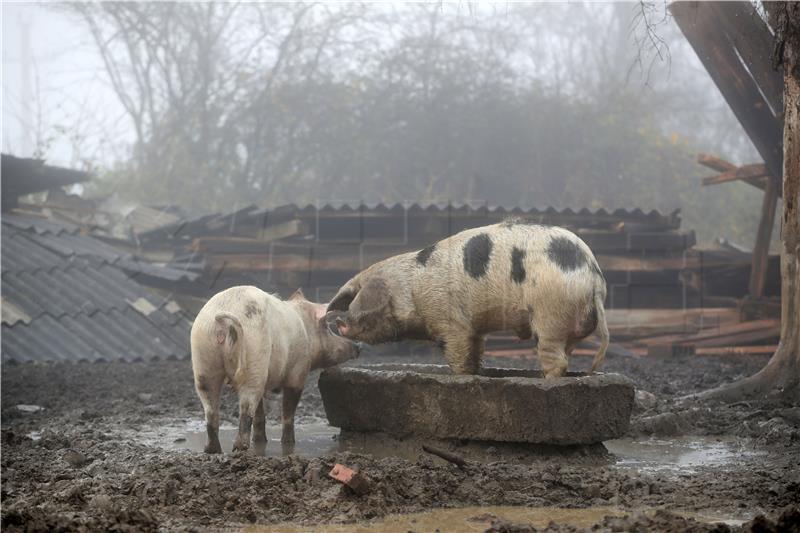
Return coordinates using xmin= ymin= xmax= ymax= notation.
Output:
xmin=204 ymin=442 xmax=222 ymax=454
xmin=232 ymin=437 xmax=250 ymax=452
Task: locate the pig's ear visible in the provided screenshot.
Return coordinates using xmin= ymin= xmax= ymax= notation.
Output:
xmin=327 ymin=286 xmax=357 ymax=312
xmin=312 ymin=303 xmax=327 ymax=322
xmin=355 ymin=277 xmax=390 ymax=313
xmin=289 ymin=288 xmax=305 ymax=301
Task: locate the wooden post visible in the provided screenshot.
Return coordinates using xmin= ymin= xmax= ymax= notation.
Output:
xmin=749 ymin=176 xmax=779 ymax=298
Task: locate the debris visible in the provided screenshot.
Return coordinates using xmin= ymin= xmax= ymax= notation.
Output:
xmin=137 ymin=393 xmax=154 ymax=402
xmin=422 ymin=444 xmax=469 ymax=468
xmin=327 ymin=463 xmax=370 ymax=495
xmin=89 ymin=494 xmax=113 ymax=512
xmin=634 ymin=412 xmax=691 ymax=437
xmin=635 ymin=390 xmax=658 ymax=411
xmin=15 ymin=404 xmax=44 ymax=413
xmin=63 ymin=449 xmax=88 ymax=468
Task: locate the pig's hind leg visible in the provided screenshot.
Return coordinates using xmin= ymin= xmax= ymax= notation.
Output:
xmin=281 ymin=387 xmax=303 ymax=445
xmin=195 ymin=372 xmax=224 ymax=454
xmin=537 ymin=335 xmax=569 ymax=379
xmin=232 ymin=384 xmax=265 ymax=452
xmin=252 ymin=398 xmax=267 ymax=444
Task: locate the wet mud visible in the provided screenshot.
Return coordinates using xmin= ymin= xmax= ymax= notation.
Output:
xmin=2 ymin=351 xmax=799 ymax=531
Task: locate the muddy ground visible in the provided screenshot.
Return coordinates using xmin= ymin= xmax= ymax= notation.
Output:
xmin=2 ymin=349 xmax=799 ymax=532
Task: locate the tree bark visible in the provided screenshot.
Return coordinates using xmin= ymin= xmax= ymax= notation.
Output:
xmin=698 ymin=2 xmax=800 ymax=401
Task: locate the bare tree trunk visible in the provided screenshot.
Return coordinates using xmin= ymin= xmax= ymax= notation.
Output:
xmin=698 ymin=2 xmax=800 ymax=401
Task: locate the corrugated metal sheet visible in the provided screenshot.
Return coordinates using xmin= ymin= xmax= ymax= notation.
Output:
xmin=2 ymin=216 xmax=193 ymax=363
xmin=2 ymin=213 xmax=80 ymax=235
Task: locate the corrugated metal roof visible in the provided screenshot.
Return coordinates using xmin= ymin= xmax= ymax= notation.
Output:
xmin=1 ymin=213 xmax=197 ymax=283
xmin=138 ymin=202 xmax=682 ymax=242
xmin=2 ymin=215 xmax=193 ymax=363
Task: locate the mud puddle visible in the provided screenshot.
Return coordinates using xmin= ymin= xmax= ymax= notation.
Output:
xmin=244 ymin=506 xmax=626 ymax=532
xmin=156 ymin=422 xmax=763 ymax=473
xmin=605 ymin=436 xmax=764 ymax=473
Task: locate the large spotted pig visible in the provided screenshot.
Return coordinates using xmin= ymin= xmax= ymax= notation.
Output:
xmin=328 ymin=220 xmax=608 ymax=378
xmin=191 ymin=286 xmax=360 ymax=453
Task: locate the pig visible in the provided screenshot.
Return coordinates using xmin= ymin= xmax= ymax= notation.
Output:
xmin=191 ymin=286 xmax=360 ymax=453
xmin=327 ymin=220 xmax=608 ymax=378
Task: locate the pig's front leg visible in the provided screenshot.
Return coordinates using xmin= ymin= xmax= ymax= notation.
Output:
xmin=252 ymin=397 xmax=267 ymax=444
xmin=440 ymin=331 xmax=482 ymax=375
xmin=281 ymin=387 xmax=303 ymax=444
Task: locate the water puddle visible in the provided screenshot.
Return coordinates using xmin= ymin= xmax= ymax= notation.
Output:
xmin=243 ymin=506 xmax=626 ymax=532
xmin=605 ymin=435 xmax=763 ymax=473
xmin=170 ymin=420 xmax=339 ymax=457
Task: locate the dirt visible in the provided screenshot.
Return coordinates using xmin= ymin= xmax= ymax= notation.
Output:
xmin=2 ymin=349 xmax=800 ymax=531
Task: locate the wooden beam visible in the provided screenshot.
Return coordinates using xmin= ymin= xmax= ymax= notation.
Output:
xmin=701 ymin=162 xmax=772 ymax=192
xmin=708 ymin=2 xmax=783 ymax=115
xmin=671 ymin=1 xmax=783 ymax=180
xmin=701 ymin=163 xmax=769 ymax=185
xmin=749 ymin=175 xmax=779 ymax=297
xmin=697 ymin=153 xmax=736 ymax=172
xmin=700 ymin=162 xmax=785 ymax=198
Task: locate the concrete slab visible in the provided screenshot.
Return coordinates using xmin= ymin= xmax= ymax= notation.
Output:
xmin=319 ymin=364 xmax=635 ymax=445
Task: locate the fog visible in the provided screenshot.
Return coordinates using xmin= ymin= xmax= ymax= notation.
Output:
xmin=2 ymin=2 xmax=767 ymax=245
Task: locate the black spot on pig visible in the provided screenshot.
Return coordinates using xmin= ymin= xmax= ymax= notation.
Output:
xmin=547 ymin=236 xmax=587 ymax=272
xmin=244 ymin=301 xmax=260 ymax=318
xmin=463 ymin=233 xmax=493 ymax=279
xmin=416 ymin=243 xmax=436 ymax=266
xmin=510 ymin=247 xmax=526 ymax=283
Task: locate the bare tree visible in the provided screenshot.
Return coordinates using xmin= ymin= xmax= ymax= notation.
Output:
xmin=697 ymin=2 xmax=800 ymax=401
xmin=71 ymin=3 xmax=366 ymax=209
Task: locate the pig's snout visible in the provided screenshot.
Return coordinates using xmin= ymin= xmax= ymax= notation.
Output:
xmin=336 ymin=317 xmax=351 ymax=337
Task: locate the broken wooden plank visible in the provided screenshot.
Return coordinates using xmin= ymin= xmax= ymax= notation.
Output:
xmin=422 ymin=445 xmax=469 ymax=468
xmin=638 ymin=319 xmax=779 ymax=347
xmin=605 ymin=308 xmax=741 ymax=338
xmin=256 ymin=219 xmax=307 ymax=242
xmin=695 ymin=345 xmax=778 ymax=356
xmin=691 ymin=326 xmax=780 ymax=348
xmin=647 ymin=344 xmax=697 ymax=358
